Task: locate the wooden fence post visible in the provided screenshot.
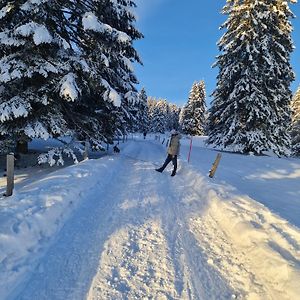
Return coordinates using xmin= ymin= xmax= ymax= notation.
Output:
xmin=209 ymin=153 xmax=222 ymax=178
xmin=187 ymin=137 xmax=193 ymax=163
xmin=6 ymin=153 xmax=14 ymax=197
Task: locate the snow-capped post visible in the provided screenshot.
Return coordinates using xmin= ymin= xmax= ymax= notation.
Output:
xmin=5 ymin=153 xmax=15 ymax=197
xmin=209 ymin=153 xmax=222 ymax=178
xmin=188 ymin=137 xmax=193 ymax=163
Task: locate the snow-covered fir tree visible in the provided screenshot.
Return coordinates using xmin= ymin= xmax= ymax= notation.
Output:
xmin=147 ymin=97 xmax=180 ymax=133
xmin=180 ymin=81 xmax=206 ymax=135
xmin=207 ymin=0 xmax=296 ymax=155
xmin=134 ymin=87 xmax=149 ymax=132
xmin=168 ymin=103 xmax=180 ymax=131
xmin=64 ymin=0 xmax=143 ymax=141
xmin=291 ymin=86 xmax=300 ymax=155
xmin=0 ymin=0 xmax=143 ymax=159
xmin=0 ymin=1 xmax=73 ymax=152
xmin=151 ymin=99 xmax=168 ymax=133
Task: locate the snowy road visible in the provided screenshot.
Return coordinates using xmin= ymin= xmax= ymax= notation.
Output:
xmin=2 ymin=139 xmax=300 ymax=299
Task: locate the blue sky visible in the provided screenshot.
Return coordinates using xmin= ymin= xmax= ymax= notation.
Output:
xmin=134 ymin=0 xmax=300 ymax=107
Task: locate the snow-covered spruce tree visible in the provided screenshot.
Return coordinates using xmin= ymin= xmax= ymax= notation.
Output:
xmin=147 ymin=97 xmax=156 ymax=132
xmin=61 ymin=0 xmax=143 ymax=142
xmin=147 ymin=97 xmax=179 ymax=133
xmin=151 ymin=99 xmax=168 ymax=133
xmin=135 ymin=87 xmax=149 ymax=132
xmin=80 ymin=0 xmax=142 ymax=137
xmin=180 ymin=81 xmax=206 ymax=135
xmin=168 ymin=103 xmax=180 ymax=131
xmin=0 ymin=0 xmax=142 ymax=161
xmin=207 ymin=0 xmax=296 ymax=155
xmin=0 ymin=1 xmax=74 ymax=153
xmin=291 ymin=86 xmax=300 ymax=155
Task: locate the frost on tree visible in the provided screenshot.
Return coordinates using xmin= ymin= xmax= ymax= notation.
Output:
xmin=0 ymin=0 xmax=143 ymax=160
xmin=207 ymin=0 xmax=296 ymax=155
xmin=80 ymin=0 xmax=143 ymax=137
xmin=134 ymin=87 xmax=149 ymax=133
xmin=291 ymin=86 xmax=300 ymax=155
xmin=0 ymin=1 xmax=71 ymax=149
xmin=147 ymin=97 xmax=180 ymax=133
xmin=180 ymin=81 xmax=206 ymax=136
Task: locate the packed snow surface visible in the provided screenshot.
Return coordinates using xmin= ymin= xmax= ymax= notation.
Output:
xmin=0 ymin=135 xmax=300 ymax=299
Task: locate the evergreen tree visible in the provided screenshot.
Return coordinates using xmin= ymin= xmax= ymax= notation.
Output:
xmin=147 ymin=97 xmax=179 ymax=133
xmin=291 ymin=86 xmax=300 ymax=155
xmin=180 ymin=81 xmax=206 ymax=135
xmin=207 ymin=0 xmax=295 ymax=155
xmin=0 ymin=0 xmax=143 ymax=159
xmin=168 ymin=103 xmax=180 ymax=131
xmin=0 ymin=1 xmax=72 ymax=149
xmin=135 ymin=87 xmax=149 ymax=132
xmin=147 ymin=97 xmax=156 ymax=133
xmin=152 ymin=100 xmax=168 ymax=133
xmin=67 ymin=0 xmax=143 ymax=140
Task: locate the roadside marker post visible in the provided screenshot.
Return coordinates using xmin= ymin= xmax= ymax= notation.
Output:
xmin=187 ymin=137 xmax=193 ymax=163
xmin=209 ymin=153 xmax=222 ymax=178
xmin=5 ymin=153 xmax=14 ymax=197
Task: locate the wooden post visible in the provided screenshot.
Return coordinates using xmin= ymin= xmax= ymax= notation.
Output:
xmin=209 ymin=153 xmax=222 ymax=178
xmin=187 ymin=137 xmax=193 ymax=163
xmin=6 ymin=153 xmax=14 ymax=197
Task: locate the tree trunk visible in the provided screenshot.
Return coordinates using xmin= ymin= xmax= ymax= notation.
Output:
xmin=16 ymin=141 xmax=28 ymax=154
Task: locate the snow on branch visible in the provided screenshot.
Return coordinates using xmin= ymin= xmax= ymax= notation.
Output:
xmin=38 ymin=147 xmax=78 ymax=167
xmin=0 ymin=31 xmax=25 ymax=47
xmin=15 ymin=22 xmax=53 ymax=45
xmin=125 ymin=91 xmax=138 ymax=104
xmin=59 ymin=73 xmax=80 ymax=102
xmin=0 ymin=3 xmax=14 ymax=19
xmin=82 ymin=12 xmax=131 ymax=43
xmin=21 ymin=0 xmax=48 ymax=11
xmin=24 ymin=121 xmax=50 ymax=140
xmin=101 ymin=79 xmax=121 ymax=107
xmin=0 ymin=96 xmax=30 ymax=122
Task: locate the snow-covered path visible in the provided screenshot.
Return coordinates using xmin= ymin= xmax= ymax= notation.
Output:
xmin=2 ymin=139 xmax=300 ymax=299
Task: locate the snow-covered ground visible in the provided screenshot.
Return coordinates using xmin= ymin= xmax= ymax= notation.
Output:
xmin=0 ymin=135 xmax=300 ymax=299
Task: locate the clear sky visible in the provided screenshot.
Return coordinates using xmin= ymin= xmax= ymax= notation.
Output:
xmin=134 ymin=0 xmax=300 ymax=107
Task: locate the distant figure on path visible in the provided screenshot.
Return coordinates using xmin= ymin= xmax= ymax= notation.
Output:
xmin=155 ymin=129 xmax=181 ymax=176
xmin=143 ymin=131 xmax=147 ymax=139
xmin=113 ymin=144 xmax=120 ymax=153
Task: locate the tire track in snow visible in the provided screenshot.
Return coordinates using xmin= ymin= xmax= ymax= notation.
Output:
xmin=87 ymin=140 xmax=234 ymax=299
xmin=12 ymin=155 xmax=141 ymax=300
xmin=88 ymin=141 xmax=180 ymax=299
xmin=176 ymin=164 xmax=300 ymax=299
xmin=154 ymin=165 xmax=235 ymax=300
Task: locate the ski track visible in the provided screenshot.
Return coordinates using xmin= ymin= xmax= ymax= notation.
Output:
xmin=10 ymin=139 xmax=300 ymax=300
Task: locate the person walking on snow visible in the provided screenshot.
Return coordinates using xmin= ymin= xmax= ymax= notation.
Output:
xmin=156 ymin=129 xmax=181 ymax=176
